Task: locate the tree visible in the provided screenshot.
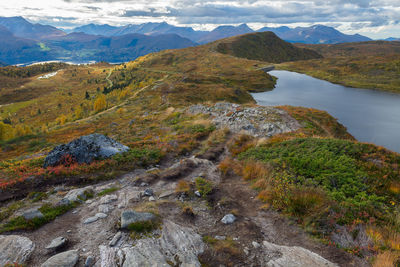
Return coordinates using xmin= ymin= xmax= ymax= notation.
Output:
xmin=94 ymin=95 xmax=107 ymax=113
xmin=85 ymin=91 xmax=90 ymax=100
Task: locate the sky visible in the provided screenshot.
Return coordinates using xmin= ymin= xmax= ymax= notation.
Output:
xmin=0 ymin=0 xmax=400 ymax=39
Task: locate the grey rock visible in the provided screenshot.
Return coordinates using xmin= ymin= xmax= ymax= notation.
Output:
xmin=41 ymin=250 xmax=79 ymax=267
xmin=215 ymin=235 xmax=226 ymax=240
xmin=221 ymin=214 xmax=236 ymax=224
xmin=0 ymin=235 xmax=35 ymax=266
xmin=98 ymin=204 xmax=113 ymax=214
xmin=262 ymin=240 xmax=338 ymax=266
xmin=252 ymin=241 xmax=261 ymax=249
xmin=84 ymin=256 xmax=95 ymax=267
xmin=46 ymin=237 xmax=68 ymax=250
xmin=44 ymin=133 xmax=129 ymax=167
xmin=109 ymin=232 xmax=122 ymax=247
xmin=120 ymin=211 xmax=156 ymax=229
xmin=62 ymin=186 xmax=94 ymax=204
xmin=187 ymin=103 xmax=301 ymax=138
xmin=159 ymin=190 xmax=175 ymax=199
xmin=23 ymin=208 xmax=44 ymax=220
xmin=83 ymin=216 xmax=99 ymax=224
xmin=100 ymin=194 xmax=118 ymax=204
xmin=96 ymin=212 xmax=108 ymax=219
xmin=148 ymin=196 xmax=156 ymax=201
xmin=143 ymin=188 xmax=153 ymax=196
xmin=194 ymin=191 xmax=201 ymax=197
xmin=121 ymin=220 xmax=204 ymax=267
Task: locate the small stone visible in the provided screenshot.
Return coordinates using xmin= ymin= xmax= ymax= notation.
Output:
xmin=86 ymin=199 xmax=93 ymax=204
xmin=46 ymin=237 xmax=68 ymax=250
xmin=143 ymin=188 xmax=153 ymax=196
xmin=244 ymin=247 xmax=249 ymax=255
xmin=194 ymin=191 xmax=201 ymax=197
xmin=67 ymin=230 xmax=72 ymax=234
xmin=84 ymin=255 xmax=95 ymax=267
xmin=41 ymin=250 xmax=79 ymax=267
xmin=23 ymin=208 xmax=44 ymax=220
xmin=159 ymin=190 xmax=175 ymax=199
xmin=221 ymin=214 xmax=236 ymax=224
xmin=140 ymin=182 xmax=149 ymax=187
xmin=148 ymin=196 xmax=155 ymax=201
xmin=109 ymin=232 xmax=122 ymax=247
xmin=72 ymin=210 xmax=78 ymax=214
xmin=252 ymin=241 xmax=261 ymax=249
xmin=96 ymin=213 xmax=108 ymax=219
xmin=83 ymin=216 xmax=99 ymax=224
xmin=215 ymin=236 xmax=226 ymax=240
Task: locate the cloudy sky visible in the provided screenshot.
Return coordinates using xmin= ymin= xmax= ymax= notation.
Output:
xmin=1 ymin=0 xmax=400 ymax=38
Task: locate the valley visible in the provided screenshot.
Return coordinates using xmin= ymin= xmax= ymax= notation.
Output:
xmin=0 ymin=30 xmax=399 ymax=267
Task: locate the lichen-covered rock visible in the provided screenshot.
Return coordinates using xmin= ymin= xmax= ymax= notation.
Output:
xmin=99 ymin=220 xmax=204 ymax=267
xmin=61 ymin=186 xmax=94 ymax=204
xmin=187 ymin=103 xmax=300 ymax=137
xmin=0 ymin=235 xmax=35 ymax=266
xmin=120 ymin=211 xmax=156 ymax=229
xmin=262 ymin=240 xmax=338 ymax=267
xmin=45 ymin=236 xmax=68 ymax=250
xmin=44 ymin=134 xmax=129 ymax=167
xmin=41 ymin=250 xmax=79 ymax=267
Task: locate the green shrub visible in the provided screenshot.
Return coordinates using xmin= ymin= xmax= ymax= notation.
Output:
xmin=195 ymin=177 xmax=213 ymax=197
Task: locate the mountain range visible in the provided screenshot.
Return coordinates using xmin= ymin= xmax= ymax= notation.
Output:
xmin=0 ymin=17 xmax=196 ymax=65
xmin=71 ymin=22 xmax=372 ymax=45
xmin=0 ymin=16 xmax=397 ymax=66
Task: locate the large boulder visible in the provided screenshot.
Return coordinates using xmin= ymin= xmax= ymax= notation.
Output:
xmin=41 ymin=250 xmax=79 ymax=267
xmin=44 ymin=134 xmax=129 ymax=167
xmin=0 ymin=235 xmax=35 ymax=266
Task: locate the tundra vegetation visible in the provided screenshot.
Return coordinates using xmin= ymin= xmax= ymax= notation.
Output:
xmin=279 ymin=41 xmax=400 ymax=93
xmin=0 ymin=32 xmax=399 ymax=266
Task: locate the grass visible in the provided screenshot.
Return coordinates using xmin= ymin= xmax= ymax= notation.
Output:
xmin=97 ymin=187 xmax=120 ymax=197
xmin=0 ymin=203 xmax=76 ymax=233
xmin=195 ymin=177 xmax=213 ymax=198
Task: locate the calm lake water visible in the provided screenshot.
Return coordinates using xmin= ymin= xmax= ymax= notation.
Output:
xmin=252 ymin=70 xmax=400 ymax=153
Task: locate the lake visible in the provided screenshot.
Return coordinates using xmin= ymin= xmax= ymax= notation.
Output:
xmin=252 ymin=70 xmax=400 ymax=153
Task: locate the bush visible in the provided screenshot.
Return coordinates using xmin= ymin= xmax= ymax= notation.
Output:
xmin=195 ymin=177 xmax=213 ymax=197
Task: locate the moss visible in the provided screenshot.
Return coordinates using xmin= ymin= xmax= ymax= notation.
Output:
xmin=97 ymin=187 xmax=120 ymax=197
xmin=0 ymin=202 xmax=76 ymax=233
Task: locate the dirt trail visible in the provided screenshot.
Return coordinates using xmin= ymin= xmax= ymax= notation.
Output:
xmin=15 ymin=142 xmax=369 ymax=266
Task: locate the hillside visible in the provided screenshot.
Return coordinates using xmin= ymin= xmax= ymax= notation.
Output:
xmin=279 ymin=41 xmax=400 ymax=92
xmin=0 ymin=31 xmax=196 ymax=65
xmin=0 ymin=33 xmax=399 ymax=267
xmin=215 ymin=31 xmax=322 ymax=63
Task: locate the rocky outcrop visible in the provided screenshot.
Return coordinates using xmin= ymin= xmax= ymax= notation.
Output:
xmin=41 ymin=250 xmax=79 ymax=267
xmin=99 ymin=220 xmax=204 ymax=267
xmin=188 ymin=103 xmax=300 ymax=137
xmin=262 ymin=240 xmax=338 ymax=267
xmin=44 ymin=134 xmax=129 ymax=167
xmin=0 ymin=235 xmax=35 ymax=266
